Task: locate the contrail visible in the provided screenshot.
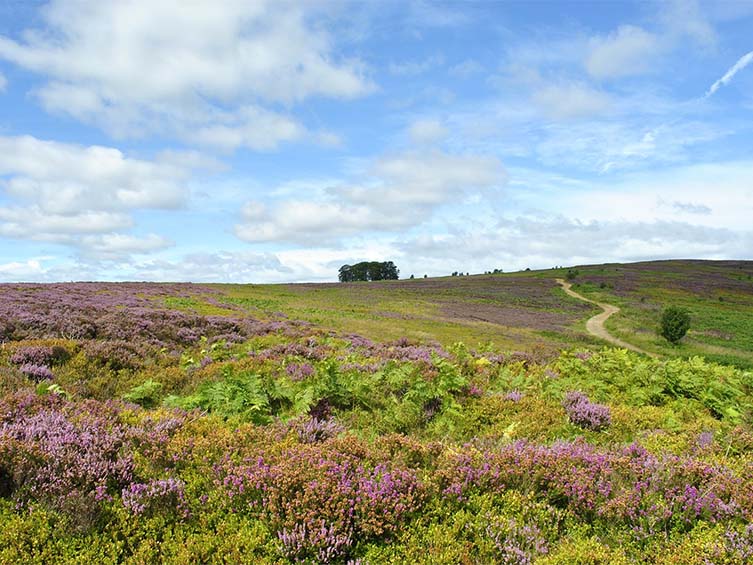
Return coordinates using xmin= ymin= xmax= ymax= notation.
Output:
xmin=706 ymin=51 xmax=753 ymax=97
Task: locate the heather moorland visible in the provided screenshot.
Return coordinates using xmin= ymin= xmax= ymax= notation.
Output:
xmin=1 ymin=260 xmax=752 ymax=564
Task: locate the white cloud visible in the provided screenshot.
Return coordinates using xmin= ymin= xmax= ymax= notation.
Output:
xmin=408 ymin=118 xmax=448 ymax=144
xmin=0 ymin=258 xmax=48 ymax=279
xmin=586 ymin=25 xmax=661 ymax=79
xmin=0 ymin=207 xmax=132 ymax=241
xmin=532 ymin=82 xmax=610 ymax=120
xmin=559 ymin=160 xmax=753 ymax=230
xmin=0 ymin=0 xmax=372 ymax=147
xmin=235 ymin=150 xmax=505 ymax=243
xmin=389 ymin=55 xmax=444 ymax=76
xmin=449 ymin=59 xmax=483 ymax=77
xmin=187 ymin=106 xmax=304 ymax=150
xmin=706 ymin=51 xmax=753 ymax=97
xmin=0 ymin=135 xmax=195 ymax=257
xmin=314 ymin=131 xmax=344 ymax=148
xmin=132 ymin=250 xmax=292 ymax=283
xmin=78 ymin=233 xmax=173 ymax=260
xmin=0 ymin=135 xmax=188 ymax=215
xmin=660 ymin=0 xmax=716 ymax=46
xmin=396 ymin=215 xmax=748 ymax=275
xmin=535 ymin=120 xmax=727 ymax=172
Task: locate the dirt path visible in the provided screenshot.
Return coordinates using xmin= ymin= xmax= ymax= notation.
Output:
xmin=556 ymin=278 xmax=658 ymax=358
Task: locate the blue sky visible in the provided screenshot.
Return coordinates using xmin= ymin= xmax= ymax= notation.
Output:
xmin=0 ymin=0 xmax=751 ymax=282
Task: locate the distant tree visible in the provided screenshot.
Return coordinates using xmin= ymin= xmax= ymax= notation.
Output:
xmin=338 ymin=264 xmax=353 ymax=283
xmin=659 ymin=306 xmax=691 ymax=344
xmin=409 ymin=274 xmax=415 ymax=279
xmin=566 ymin=268 xmax=579 ymax=281
xmin=423 ymin=274 xmax=427 ymax=278
xmin=338 ymin=261 xmax=399 ymax=282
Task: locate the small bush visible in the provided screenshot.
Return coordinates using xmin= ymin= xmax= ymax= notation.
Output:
xmin=123 ymin=380 xmax=163 ymax=408
xmin=562 ymin=391 xmax=611 ymax=431
xmin=660 ymin=306 xmax=691 ymax=344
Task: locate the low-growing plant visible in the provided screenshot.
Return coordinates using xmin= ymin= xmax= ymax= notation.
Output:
xmin=123 ymin=379 xmax=164 ymax=408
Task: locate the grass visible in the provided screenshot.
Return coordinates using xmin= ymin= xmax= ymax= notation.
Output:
xmin=209 ymin=275 xmax=601 ymax=355
xmin=555 ymin=260 xmax=753 ymax=368
xmin=197 ymin=260 xmax=753 ymax=368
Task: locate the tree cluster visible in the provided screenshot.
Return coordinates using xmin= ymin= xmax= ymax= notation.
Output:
xmin=338 ymin=261 xmax=399 ymax=282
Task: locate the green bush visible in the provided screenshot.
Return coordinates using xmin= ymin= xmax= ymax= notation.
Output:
xmin=660 ymin=306 xmax=691 ymax=344
xmin=123 ymin=379 xmax=163 ymax=408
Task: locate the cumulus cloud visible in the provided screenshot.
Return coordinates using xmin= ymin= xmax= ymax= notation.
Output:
xmin=532 ymin=82 xmax=610 ymax=120
xmin=0 ymin=136 xmax=187 ymax=215
xmin=186 ymin=106 xmax=305 ymax=150
xmin=0 ymin=135 xmax=193 ymax=257
xmin=0 ymin=0 xmax=372 ymax=147
xmin=0 ymin=207 xmax=133 ymax=241
xmin=235 ymin=150 xmax=505 ymax=243
xmin=706 ymin=51 xmax=753 ymax=97
xmin=398 ymin=217 xmax=745 ymax=274
xmin=586 ymin=25 xmax=661 ymax=79
xmin=0 ymin=258 xmax=48 ymax=279
xmin=78 ymin=234 xmax=174 ymax=260
xmin=131 ymin=251 xmax=292 ymax=283
xmin=408 ymin=118 xmax=448 ymax=144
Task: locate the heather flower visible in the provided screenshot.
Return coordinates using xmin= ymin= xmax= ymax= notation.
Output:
xmin=715 ymin=524 xmax=753 ymax=562
xmin=294 ymin=416 xmax=345 ymax=444
xmin=487 ymin=519 xmax=548 ymax=565
xmin=176 ymin=327 xmax=200 ymax=344
xmin=562 ymin=391 xmax=611 ymax=431
xmin=122 ymin=478 xmax=189 ymax=517
xmin=695 ymin=431 xmax=714 ymax=451
xmin=286 ymin=362 xmax=315 ymax=381
xmin=503 ymin=390 xmax=524 ymax=402
xmin=278 ymin=520 xmax=353 ymax=563
xmin=19 ymin=363 xmax=54 ymax=382
xmin=10 ymin=345 xmax=66 ymax=366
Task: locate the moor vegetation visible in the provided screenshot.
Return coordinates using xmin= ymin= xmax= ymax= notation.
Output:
xmin=0 ymin=260 xmax=752 ymax=564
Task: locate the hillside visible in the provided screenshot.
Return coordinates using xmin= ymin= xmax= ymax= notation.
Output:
xmin=0 ymin=260 xmax=752 ymax=564
xmin=207 ymin=259 xmax=753 ymax=367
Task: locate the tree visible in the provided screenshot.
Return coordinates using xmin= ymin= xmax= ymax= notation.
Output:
xmin=338 ymin=264 xmax=353 ymax=283
xmin=338 ymin=261 xmax=399 ymax=282
xmin=659 ymin=306 xmax=691 ymax=344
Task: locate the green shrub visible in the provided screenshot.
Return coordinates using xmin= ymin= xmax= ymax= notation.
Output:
xmin=123 ymin=379 xmax=163 ymax=408
xmin=660 ymin=306 xmax=691 ymax=344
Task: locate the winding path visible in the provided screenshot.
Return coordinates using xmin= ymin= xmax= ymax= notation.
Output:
xmin=556 ymin=278 xmax=658 ymax=358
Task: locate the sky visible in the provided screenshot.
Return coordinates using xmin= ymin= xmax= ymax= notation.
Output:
xmin=0 ymin=0 xmax=752 ymax=283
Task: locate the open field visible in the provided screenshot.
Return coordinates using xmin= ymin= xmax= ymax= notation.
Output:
xmin=1 ymin=260 xmax=752 ymax=564
xmin=550 ymin=260 xmax=753 ymax=368
xmin=212 ymin=274 xmax=602 ymax=354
